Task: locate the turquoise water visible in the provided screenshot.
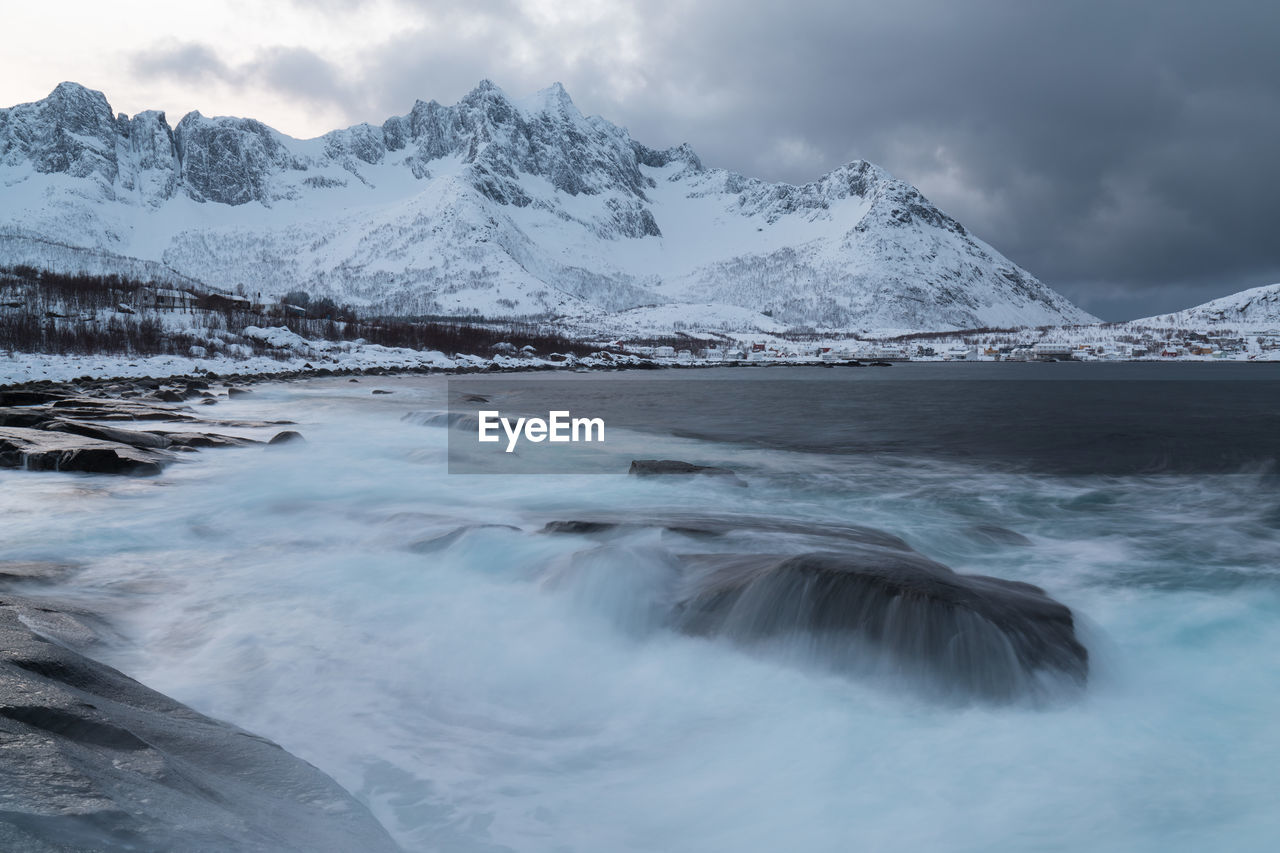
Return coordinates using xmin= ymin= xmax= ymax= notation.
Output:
xmin=2 ymin=369 xmax=1278 ymax=852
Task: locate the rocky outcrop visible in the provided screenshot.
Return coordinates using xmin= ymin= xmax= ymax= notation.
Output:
xmin=0 ymin=82 xmax=120 ymax=187
xmin=152 ymin=431 xmax=260 ymax=449
xmin=0 ymin=407 xmax=54 ymax=428
xmin=42 ymin=420 xmax=174 ymax=450
xmin=0 ymin=599 xmax=399 ymax=853
xmin=47 ymin=397 xmax=198 ymax=421
xmin=173 ymin=113 xmax=296 ymax=206
xmin=0 ymin=390 xmax=71 ymax=406
xmin=0 ymin=383 xmax=300 ymax=474
xmin=0 ymin=427 xmax=169 ymax=475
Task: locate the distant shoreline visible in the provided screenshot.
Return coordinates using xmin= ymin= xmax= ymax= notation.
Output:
xmin=7 ymin=353 xmax=1279 ymax=396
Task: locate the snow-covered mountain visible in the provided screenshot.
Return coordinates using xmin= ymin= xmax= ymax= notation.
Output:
xmin=0 ymin=81 xmax=1096 ymax=332
xmin=1132 ymin=283 xmax=1280 ymax=329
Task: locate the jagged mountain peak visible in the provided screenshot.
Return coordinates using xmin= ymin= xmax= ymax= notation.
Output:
xmin=45 ymin=80 xmax=111 ymax=113
xmin=523 ymin=81 xmax=577 ymax=115
xmin=0 ymin=81 xmax=1096 ymax=332
xmin=467 ymin=78 xmax=505 ymax=97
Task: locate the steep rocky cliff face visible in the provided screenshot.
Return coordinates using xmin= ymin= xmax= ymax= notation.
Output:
xmin=0 ymin=81 xmax=1096 ymax=332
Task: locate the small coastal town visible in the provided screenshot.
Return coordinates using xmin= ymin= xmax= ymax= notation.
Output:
xmin=626 ymin=323 xmax=1280 ymax=364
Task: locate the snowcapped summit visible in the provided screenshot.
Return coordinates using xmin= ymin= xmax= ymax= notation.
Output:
xmin=0 ymin=81 xmax=1096 ymax=331
xmin=1 ymin=82 xmax=117 ymax=183
xmin=520 ymin=82 xmax=582 ymax=121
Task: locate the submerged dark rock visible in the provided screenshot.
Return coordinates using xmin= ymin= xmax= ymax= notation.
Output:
xmin=542 ymin=520 xmax=625 ymax=535
xmin=0 ymin=561 xmax=77 ymax=584
xmin=628 ymin=459 xmax=746 ymax=485
xmin=268 ymin=430 xmax=305 ymax=446
xmin=0 ymin=600 xmax=400 ymax=853
xmin=539 ymin=512 xmax=913 ymax=551
xmin=409 ymin=523 xmax=522 ymax=552
xmin=403 ymin=410 xmax=476 ymax=430
xmin=673 ymin=547 xmax=1087 ymax=701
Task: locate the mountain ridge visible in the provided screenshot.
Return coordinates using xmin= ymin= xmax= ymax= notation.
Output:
xmin=0 ymin=80 xmax=1097 ymax=332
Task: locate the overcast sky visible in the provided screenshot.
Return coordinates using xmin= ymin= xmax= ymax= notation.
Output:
xmin=5 ymin=0 xmax=1278 ymax=320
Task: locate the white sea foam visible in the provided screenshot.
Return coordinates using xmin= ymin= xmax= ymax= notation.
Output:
xmin=2 ymin=375 xmax=1278 ymax=852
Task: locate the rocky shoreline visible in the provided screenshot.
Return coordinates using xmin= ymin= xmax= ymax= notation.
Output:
xmin=0 ymin=355 xmax=681 ymax=473
xmin=0 ymin=585 xmax=400 ymax=852
xmin=0 ymin=375 xmax=404 ymax=851
xmin=0 ymin=377 xmax=303 ymax=475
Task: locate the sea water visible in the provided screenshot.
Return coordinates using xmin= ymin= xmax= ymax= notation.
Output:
xmin=2 ymin=364 xmax=1278 ymax=852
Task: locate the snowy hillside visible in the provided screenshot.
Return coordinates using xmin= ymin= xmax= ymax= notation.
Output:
xmin=0 ymin=81 xmax=1096 ymax=333
xmin=1132 ymin=283 xmax=1280 ymax=329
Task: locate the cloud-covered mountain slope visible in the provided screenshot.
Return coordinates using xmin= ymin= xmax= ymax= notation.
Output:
xmin=0 ymin=81 xmax=1096 ymax=332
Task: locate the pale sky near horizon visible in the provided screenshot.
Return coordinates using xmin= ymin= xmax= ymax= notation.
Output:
xmin=4 ymin=0 xmax=1278 ymax=320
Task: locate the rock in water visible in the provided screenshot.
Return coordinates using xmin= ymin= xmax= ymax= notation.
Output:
xmin=0 ymin=390 xmax=70 ymax=406
xmin=0 ymin=407 xmax=56 ymax=428
xmin=541 ymin=520 xmax=627 ymax=535
xmin=0 ymin=427 xmax=170 ymax=475
xmin=628 ymin=459 xmax=746 ymax=485
xmin=0 ymin=601 xmax=399 ymax=853
xmin=149 ymin=431 xmax=260 ymax=449
xmin=674 ymin=547 xmax=1087 ymax=702
xmin=48 ymin=398 xmax=197 ymax=422
xmin=42 ymin=420 xmax=174 ymax=450
xmin=268 ymin=430 xmax=305 ymax=446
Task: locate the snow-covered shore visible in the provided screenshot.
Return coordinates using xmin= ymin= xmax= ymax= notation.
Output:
xmin=0 ymin=332 xmax=652 ymax=387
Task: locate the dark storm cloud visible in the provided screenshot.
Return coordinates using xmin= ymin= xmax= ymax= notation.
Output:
xmin=132 ymin=43 xmax=238 ymax=86
xmin=131 ymin=43 xmax=354 ymax=110
xmin=247 ymin=47 xmax=354 ymax=106
xmin=130 ymin=0 xmax=1280 ymax=320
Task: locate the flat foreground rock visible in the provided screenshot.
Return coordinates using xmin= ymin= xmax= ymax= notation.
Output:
xmin=0 ymin=427 xmax=170 ymax=475
xmin=0 ymin=600 xmax=399 ymax=853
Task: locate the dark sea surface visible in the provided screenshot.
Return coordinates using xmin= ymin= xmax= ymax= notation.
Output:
xmin=449 ymin=362 xmax=1280 ymax=474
